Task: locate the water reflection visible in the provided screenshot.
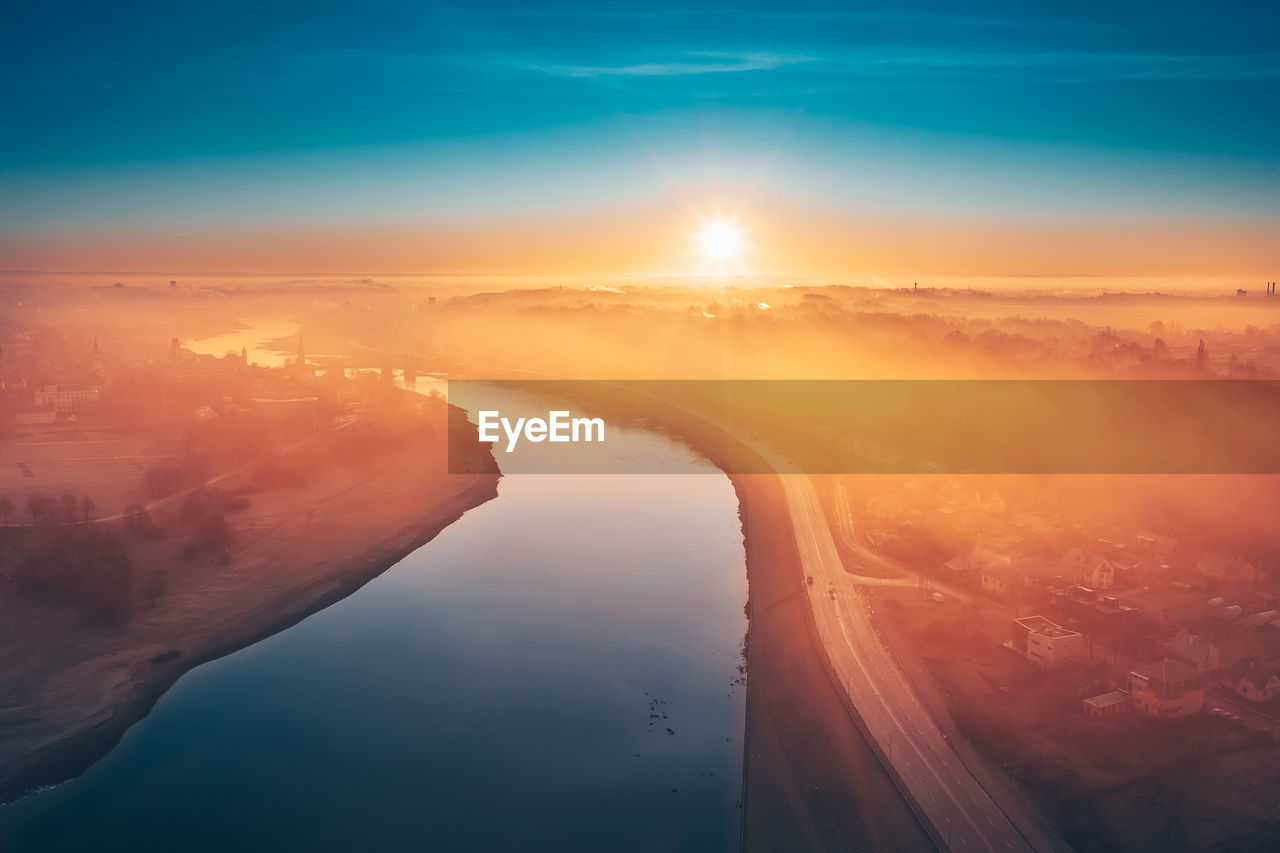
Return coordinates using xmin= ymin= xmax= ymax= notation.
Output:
xmin=187 ymin=320 xmax=300 ymax=367
xmin=0 ymin=421 xmax=747 ymax=853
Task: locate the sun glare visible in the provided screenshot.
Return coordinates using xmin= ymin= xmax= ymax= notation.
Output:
xmin=698 ymin=219 xmax=744 ymax=267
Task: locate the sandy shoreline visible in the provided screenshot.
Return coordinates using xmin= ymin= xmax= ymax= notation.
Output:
xmin=0 ymin=416 xmax=499 ymax=804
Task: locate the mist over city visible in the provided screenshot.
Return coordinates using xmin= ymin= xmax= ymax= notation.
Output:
xmin=2 ymin=3 xmax=1280 ymax=852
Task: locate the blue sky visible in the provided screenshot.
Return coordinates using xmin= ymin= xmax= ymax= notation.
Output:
xmin=1 ymin=1 xmax=1278 ymax=270
xmin=5 ymin=1 xmax=1278 ymax=163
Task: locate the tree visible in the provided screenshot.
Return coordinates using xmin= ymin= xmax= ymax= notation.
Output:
xmin=123 ymin=502 xmax=146 ymax=531
xmin=193 ymin=512 xmax=231 ymax=551
xmin=123 ymin=502 xmax=161 ymax=539
xmin=61 ymin=493 xmax=78 ymax=524
xmin=0 ymin=496 xmax=12 ymax=524
xmin=25 ymin=494 xmax=54 ymax=525
xmin=15 ymin=528 xmax=134 ymax=616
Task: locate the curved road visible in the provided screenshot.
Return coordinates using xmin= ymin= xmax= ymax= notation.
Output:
xmin=606 ymin=379 xmax=1055 ymax=851
xmin=779 ymin=467 xmax=1046 ymax=851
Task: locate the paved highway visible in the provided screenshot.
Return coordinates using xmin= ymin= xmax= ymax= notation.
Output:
xmin=776 ymin=463 xmax=1051 ymax=852
xmin=626 ymin=385 xmax=1055 ymax=851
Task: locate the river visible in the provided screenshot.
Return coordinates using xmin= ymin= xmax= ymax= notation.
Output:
xmin=0 ymin=412 xmax=747 ymax=852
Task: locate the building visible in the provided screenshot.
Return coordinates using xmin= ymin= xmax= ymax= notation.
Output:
xmin=1127 ymin=659 xmax=1204 ymax=718
xmin=1050 ymin=585 xmax=1138 ymax=629
xmin=1237 ymin=609 xmax=1280 ymax=628
xmin=1131 ymin=530 xmax=1181 ymax=562
xmin=982 ymin=558 xmax=1045 ymax=599
xmin=1082 ymin=690 xmax=1128 ymax=720
xmin=1058 ymin=548 xmax=1116 ymax=590
xmin=1197 ymin=553 xmax=1258 ymax=585
xmin=1009 ymin=556 xmax=1049 ymax=586
xmin=1163 ymin=629 xmax=1221 ymax=675
xmin=286 ymin=335 xmax=316 ymax=379
xmin=941 ymin=553 xmax=975 ymax=580
xmin=13 ymin=411 xmax=56 ymax=425
xmin=1230 ymin=658 xmax=1280 ymax=703
xmin=1080 ymin=557 xmax=1116 ymax=590
xmin=90 ymin=338 xmax=104 ymax=380
xmin=32 ymin=384 xmax=100 ymax=411
xmin=1009 ymin=615 xmax=1084 ymax=667
xmin=982 ymin=566 xmax=1014 ymax=598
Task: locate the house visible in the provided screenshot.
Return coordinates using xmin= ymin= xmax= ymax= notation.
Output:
xmin=1081 ymin=557 xmax=1116 ymax=590
xmin=1211 ymin=603 xmax=1243 ymax=622
xmin=1162 ymin=629 xmax=1221 ymax=675
xmin=1230 ymin=658 xmax=1280 ymax=703
xmin=1009 ymin=556 xmax=1050 ymax=588
xmin=982 ymin=568 xmax=1012 ymax=599
xmin=982 ymin=566 xmax=1015 ymax=599
xmin=1082 ymin=690 xmax=1128 ymax=720
xmin=941 ymin=554 xmax=975 ymax=579
xmin=1197 ymin=553 xmax=1258 ymax=585
xmin=1132 ymin=530 xmax=1181 ymax=561
xmin=1050 ymin=585 xmax=1138 ymax=627
xmin=1127 ymin=659 xmax=1204 ymax=718
xmin=1057 ymin=548 xmax=1116 ymax=590
xmin=1009 ymin=615 xmax=1084 ymax=667
xmin=1236 ymin=609 xmax=1279 ymax=628
xmin=32 ymin=383 xmax=100 ymax=411
xmin=983 ymin=559 xmax=1045 ymax=599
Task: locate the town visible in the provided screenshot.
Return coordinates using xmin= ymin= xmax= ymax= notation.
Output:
xmin=839 ymin=472 xmax=1280 ymax=849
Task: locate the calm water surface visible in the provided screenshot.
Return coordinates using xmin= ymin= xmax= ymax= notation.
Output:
xmin=0 ymin=421 xmax=747 ymax=852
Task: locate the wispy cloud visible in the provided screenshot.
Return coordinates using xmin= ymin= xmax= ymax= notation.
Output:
xmin=531 ymin=51 xmax=814 ymax=79
xmin=522 ymin=48 xmax=1279 ymax=85
xmin=829 ymin=51 xmax=1280 ymax=83
xmin=502 ymin=7 xmax=1110 ymax=32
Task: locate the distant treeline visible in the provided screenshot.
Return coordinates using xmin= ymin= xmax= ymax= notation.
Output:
xmin=2 ymin=493 xmax=97 ymax=525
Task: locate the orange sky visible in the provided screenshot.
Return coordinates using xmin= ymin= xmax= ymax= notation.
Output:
xmin=2 ymin=201 xmax=1275 ymax=280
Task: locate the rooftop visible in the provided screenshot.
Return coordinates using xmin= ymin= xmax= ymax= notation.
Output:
xmin=1083 ymin=690 xmax=1128 ymax=709
xmin=1015 ymin=615 xmax=1080 ymax=639
xmin=1130 ymin=659 xmax=1198 ymax=684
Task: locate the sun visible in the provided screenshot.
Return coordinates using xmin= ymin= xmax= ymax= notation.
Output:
xmin=697 ymin=218 xmax=744 ymax=267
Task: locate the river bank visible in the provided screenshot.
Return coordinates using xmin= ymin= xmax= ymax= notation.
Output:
xmin=729 ymin=473 xmax=934 ymax=852
xmin=0 ymin=407 xmax=499 ymax=803
xmin=503 ymin=380 xmax=934 ymax=850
